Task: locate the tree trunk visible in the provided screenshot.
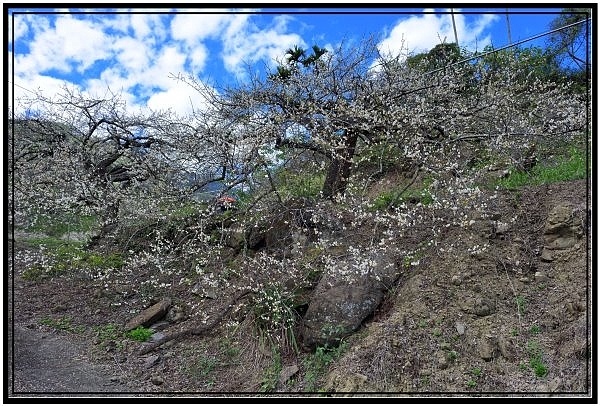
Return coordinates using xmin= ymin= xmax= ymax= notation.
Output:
xmin=321 ymin=130 xmax=358 ymax=200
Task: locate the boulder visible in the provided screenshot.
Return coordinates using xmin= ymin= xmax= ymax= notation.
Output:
xmin=543 ymin=204 xmax=582 ymax=251
xmin=301 ymin=251 xmax=398 ymax=348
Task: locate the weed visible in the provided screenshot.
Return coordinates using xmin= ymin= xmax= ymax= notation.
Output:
xmin=84 ymin=252 xmax=124 ymax=269
xmin=515 ymin=296 xmax=526 ymax=316
xmin=252 ymin=283 xmax=299 ymax=351
xmin=22 ymin=265 xmax=45 ymax=281
xmin=185 ymin=353 xmax=219 ymax=382
xmin=260 ymin=349 xmax=282 ymax=392
xmin=465 ymin=366 xmax=482 ymax=389
xmin=125 ymin=326 xmax=153 ymax=342
xmin=197 ymin=355 xmax=218 ymax=377
xmin=277 ymin=169 xmax=325 ymax=200
xmin=40 ymin=316 xmax=85 ymax=334
xmin=402 ymin=249 xmax=425 ymax=269
xmin=95 ymin=323 xmax=120 ymax=342
xmin=303 ymin=342 xmax=348 ymax=392
xmin=219 ymin=338 xmax=241 ymax=360
xmin=448 ymin=350 xmax=459 ymax=361
xmin=25 ymin=213 xmax=98 ymax=238
xmin=511 ymin=328 xmax=519 ymax=337
xmin=24 ymin=236 xmax=85 ymax=251
xmin=22 ymin=238 xmax=123 ymax=280
xmin=432 ymin=328 xmax=442 ymax=337
xmin=529 ymin=325 xmax=541 ymax=335
xmin=527 ymin=340 xmax=548 ymax=378
xmin=530 ymin=357 xmax=548 ymax=378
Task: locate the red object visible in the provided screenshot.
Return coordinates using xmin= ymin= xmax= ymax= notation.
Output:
xmin=216 ymin=196 xmax=236 ymax=210
xmin=217 ymin=196 xmax=236 ymax=204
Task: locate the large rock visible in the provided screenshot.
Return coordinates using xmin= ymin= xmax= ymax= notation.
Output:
xmin=124 ymin=298 xmax=171 ymax=331
xmin=301 ymin=251 xmax=398 ymax=348
xmin=543 ymin=204 xmax=582 ymax=251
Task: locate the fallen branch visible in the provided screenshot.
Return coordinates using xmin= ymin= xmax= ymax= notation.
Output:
xmin=137 ymin=290 xmax=251 ymax=355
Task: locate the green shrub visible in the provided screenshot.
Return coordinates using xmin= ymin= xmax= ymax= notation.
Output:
xmin=125 ymin=326 xmax=153 ymax=342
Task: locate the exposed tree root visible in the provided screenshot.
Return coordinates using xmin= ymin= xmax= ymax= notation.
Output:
xmin=137 ymin=290 xmax=251 ymax=355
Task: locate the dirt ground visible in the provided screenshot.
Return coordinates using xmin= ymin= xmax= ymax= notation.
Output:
xmin=5 ymin=178 xmax=594 ymax=400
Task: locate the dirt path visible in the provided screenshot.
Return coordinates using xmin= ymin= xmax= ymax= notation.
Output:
xmin=9 ymin=323 xmax=132 ymax=396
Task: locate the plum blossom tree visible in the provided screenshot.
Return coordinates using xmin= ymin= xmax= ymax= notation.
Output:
xmin=9 ymin=86 xmax=249 ymax=239
xmin=9 ymin=35 xmax=588 ymax=355
xmin=181 ymin=37 xmax=586 ymax=206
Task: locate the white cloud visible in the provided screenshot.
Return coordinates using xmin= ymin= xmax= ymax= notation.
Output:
xmin=129 ymin=13 xmax=168 ymax=43
xmin=221 ymin=14 xmax=306 ymax=77
xmin=188 ymin=45 xmax=209 ymax=73
xmin=14 ymin=15 xmax=113 ymax=75
xmin=147 ymin=80 xmax=214 ymax=116
xmin=9 ymin=14 xmax=30 ymax=43
xmin=143 ymin=45 xmax=188 ymax=88
xmin=113 ymin=36 xmax=151 ymax=72
xmin=11 ymin=71 xmax=82 ymax=113
xmin=9 ymin=11 xmax=307 ymax=117
xmin=171 ymin=12 xmax=231 ymax=42
xmin=378 ymin=9 xmax=498 ymax=59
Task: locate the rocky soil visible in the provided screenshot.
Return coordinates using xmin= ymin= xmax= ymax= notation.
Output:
xmin=5 ymin=178 xmax=593 ymax=400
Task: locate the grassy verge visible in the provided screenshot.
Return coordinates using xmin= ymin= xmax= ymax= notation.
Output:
xmin=495 ymin=145 xmax=588 ymax=189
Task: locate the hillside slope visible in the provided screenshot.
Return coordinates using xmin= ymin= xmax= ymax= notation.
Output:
xmin=8 ymin=176 xmax=591 ymax=398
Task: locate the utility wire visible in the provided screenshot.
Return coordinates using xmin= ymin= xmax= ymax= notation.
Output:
xmin=424 ymin=17 xmax=591 ymax=76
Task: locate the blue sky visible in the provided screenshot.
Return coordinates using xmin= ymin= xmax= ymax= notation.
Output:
xmin=8 ymin=6 xmax=575 ymax=117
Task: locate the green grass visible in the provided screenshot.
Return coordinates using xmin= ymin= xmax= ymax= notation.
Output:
xmin=94 ymin=323 xmax=121 ymax=342
xmin=527 ymin=340 xmax=549 ymax=378
xmin=278 ymin=170 xmax=326 ymax=200
xmin=303 ymin=342 xmax=349 ymax=392
xmin=495 ymin=145 xmax=588 ymax=189
xmin=372 ymin=177 xmax=434 ymax=210
xmin=40 ymin=316 xmax=85 ymax=334
xmin=23 ymin=236 xmax=85 ymax=251
xmin=252 ymin=284 xmax=299 ymax=351
xmin=185 ymin=353 xmax=219 ymax=383
xmin=125 ymin=326 xmax=153 ymax=342
xmin=26 ymin=213 xmax=98 ymax=238
xmin=22 ymin=237 xmax=124 ymax=280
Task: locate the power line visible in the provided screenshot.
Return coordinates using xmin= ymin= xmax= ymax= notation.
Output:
xmin=425 ymin=17 xmax=591 ymax=76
